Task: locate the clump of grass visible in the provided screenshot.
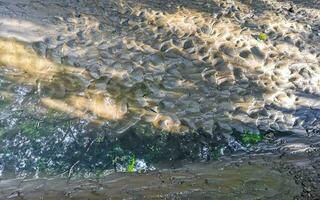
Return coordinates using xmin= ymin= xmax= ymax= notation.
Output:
xmin=127 ymin=155 xmax=136 ymax=172
xmin=258 ymin=33 xmax=268 ymax=41
xmin=241 ymin=130 xmax=263 ymax=145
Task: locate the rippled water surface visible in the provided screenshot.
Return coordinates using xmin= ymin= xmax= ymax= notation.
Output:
xmin=0 ymin=0 xmax=320 ymax=199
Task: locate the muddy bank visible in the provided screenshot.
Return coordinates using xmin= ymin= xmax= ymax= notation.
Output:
xmin=276 ymin=150 xmax=320 ymax=200
xmin=0 ymin=153 xmax=302 ymax=200
xmin=1 ymin=150 xmax=320 ymax=200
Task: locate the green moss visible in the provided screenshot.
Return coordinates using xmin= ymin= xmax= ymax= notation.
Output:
xmin=241 ymin=130 xmax=263 ymax=145
xmin=209 ymin=146 xmax=224 ymax=161
xmin=258 ymin=33 xmax=268 ymax=41
xmin=19 ymin=119 xmax=56 ymax=139
xmin=20 ymin=121 xmax=41 ymax=138
xmin=0 ymin=99 xmax=10 ymax=110
xmin=0 ymin=128 xmax=5 ymax=138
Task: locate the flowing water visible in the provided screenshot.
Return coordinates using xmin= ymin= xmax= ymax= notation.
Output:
xmin=0 ymin=0 xmax=320 ymax=199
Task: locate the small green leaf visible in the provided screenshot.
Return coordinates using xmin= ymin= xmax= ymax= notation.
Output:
xmin=258 ymin=33 xmax=268 ymax=41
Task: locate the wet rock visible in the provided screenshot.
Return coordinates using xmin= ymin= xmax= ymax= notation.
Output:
xmin=46 ymin=45 xmax=63 ymax=63
xmin=61 ymin=54 xmax=78 ymax=66
xmin=250 ymin=47 xmax=265 ymax=60
xmin=32 ymin=41 xmax=47 ymax=56
xmin=212 ymin=58 xmax=229 ymax=72
xmin=183 ymin=39 xmax=194 ymax=49
xmin=239 ymin=50 xmax=251 ymax=58
xmin=219 ymin=45 xmax=234 ymax=57
xmin=165 ymin=48 xmax=185 ymax=58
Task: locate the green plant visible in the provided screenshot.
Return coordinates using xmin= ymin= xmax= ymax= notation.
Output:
xmin=127 ymin=155 xmax=136 ymax=172
xmin=96 ymin=135 xmax=104 ymax=143
xmin=258 ymin=33 xmax=268 ymax=41
xmin=241 ymin=130 xmax=263 ymax=145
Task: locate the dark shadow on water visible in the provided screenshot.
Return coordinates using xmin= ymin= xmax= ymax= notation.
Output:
xmin=0 ymin=113 xmax=228 ymax=178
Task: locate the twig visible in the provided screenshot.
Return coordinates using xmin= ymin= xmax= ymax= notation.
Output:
xmin=66 ymin=139 xmax=95 ymax=183
xmin=67 ymin=160 xmax=80 ymax=183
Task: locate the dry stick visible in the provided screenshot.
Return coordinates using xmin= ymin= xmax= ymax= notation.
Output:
xmin=67 ymin=160 xmax=80 ymax=183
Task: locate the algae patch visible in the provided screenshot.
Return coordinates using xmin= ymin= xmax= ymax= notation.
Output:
xmin=241 ymin=130 xmax=263 ymax=145
xmin=258 ymin=33 xmax=268 ymax=41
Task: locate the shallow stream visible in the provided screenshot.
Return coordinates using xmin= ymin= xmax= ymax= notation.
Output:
xmin=0 ymin=0 xmax=320 ymax=199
